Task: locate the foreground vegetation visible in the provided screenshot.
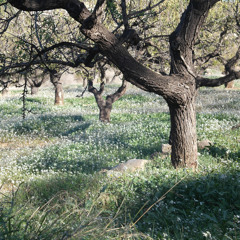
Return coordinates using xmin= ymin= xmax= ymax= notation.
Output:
xmin=0 ymin=83 xmax=240 ymax=239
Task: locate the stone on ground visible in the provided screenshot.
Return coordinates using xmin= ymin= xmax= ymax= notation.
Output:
xmin=107 ymin=159 xmax=151 ymax=175
xmin=197 ymin=139 xmax=212 ymax=150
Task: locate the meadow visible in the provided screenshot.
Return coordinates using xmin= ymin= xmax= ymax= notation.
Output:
xmin=0 ymin=82 xmax=240 ymax=240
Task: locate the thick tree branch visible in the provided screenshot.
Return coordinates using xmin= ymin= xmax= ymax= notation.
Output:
xmin=8 ymin=0 xmax=67 ymax=11
xmin=196 ymin=72 xmax=239 ymax=88
xmin=121 ymin=0 xmax=129 ymax=30
xmin=107 ymin=79 xmax=127 ymax=103
xmin=88 ymin=79 xmax=98 ymax=95
xmin=197 ymin=43 xmax=240 ymax=88
xmin=82 ymin=0 xmax=105 ymax=30
xmin=170 ymin=0 xmax=219 ymax=75
xmin=225 ymin=46 xmax=240 ymax=73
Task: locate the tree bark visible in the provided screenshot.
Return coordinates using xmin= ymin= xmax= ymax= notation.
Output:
xmin=50 ymin=71 xmax=64 ymax=106
xmin=169 ymin=97 xmax=198 ymax=169
xmin=94 ymin=92 xmax=111 ymax=122
xmin=99 ymin=103 xmax=112 ymax=122
xmin=31 ymin=85 xmax=39 ymax=95
xmin=225 ymin=80 xmax=234 ymax=89
xmin=27 ymin=71 xmax=49 ymax=95
xmin=89 ymin=80 xmax=127 ymax=122
xmin=54 ymin=82 xmax=64 ymax=105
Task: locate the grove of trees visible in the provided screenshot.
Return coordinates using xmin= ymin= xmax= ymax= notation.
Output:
xmin=1 ymin=0 xmax=240 ymax=169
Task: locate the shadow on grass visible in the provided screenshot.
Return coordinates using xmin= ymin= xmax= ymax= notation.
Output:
xmin=12 ymin=114 xmax=91 ymax=137
xmin=206 ymin=146 xmax=240 ymax=162
xmin=13 ymin=168 xmax=240 ymax=239
xmin=109 ymin=170 xmax=240 ymax=239
xmin=26 ymin=98 xmax=43 ymax=104
xmin=104 ymin=114 xmax=170 ymax=159
xmin=102 ymin=132 xmax=169 ymax=160
xmin=122 ymin=139 xmax=168 ymax=159
xmin=203 ymin=101 xmax=240 ymax=112
xmin=18 ymin=173 xmax=103 ymax=205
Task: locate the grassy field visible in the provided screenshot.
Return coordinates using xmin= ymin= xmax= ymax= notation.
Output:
xmin=0 ymin=83 xmax=240 ymax=239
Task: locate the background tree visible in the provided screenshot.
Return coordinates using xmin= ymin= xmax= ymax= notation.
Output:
xmin=0 ymin=6 xmax=82 ymax=105
xmin=193 ymin=0 xmax=240 ymax=86
xmin=88 ymin=63 xmax=127 ymax=122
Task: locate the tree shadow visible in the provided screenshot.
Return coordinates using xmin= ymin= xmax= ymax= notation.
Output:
xmin=15 ymin=166 xmax=240 ymax=239
xmin=111 ymin=170 xmax=240 ymax=239
xmin=12 ymin=114 xmax=91 ymax=137
xmin=63 ymin=123 xmax=91 ymax=136
xmin=26 ymin=98 xmax=42 ymax=104
xmin=17 ymin=173 xmax=103 ymax=205
xmin=204 ymin=146 xmax=240 ymax=162
xmin=103 ymin=131 xmax=169 ymax=159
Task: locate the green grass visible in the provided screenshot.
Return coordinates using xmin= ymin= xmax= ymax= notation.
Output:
xmin=0 ymin=83 xmax=240 ymax=239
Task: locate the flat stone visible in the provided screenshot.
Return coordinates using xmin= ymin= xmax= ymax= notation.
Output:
xmin=108 ymin=159 xmax=151 ymax=175
xmin=197 ymin=139 xmax=212 ymax=150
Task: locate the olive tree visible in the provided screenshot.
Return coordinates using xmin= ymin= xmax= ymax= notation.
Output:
xmin=88 ymin=65 xmax=127 ymax=122
xmin=6 ymin=0 xmax=240 ymax=169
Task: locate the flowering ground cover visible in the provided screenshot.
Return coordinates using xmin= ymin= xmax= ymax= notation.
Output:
xmin=0 ymin=83 xmax=240 ymax=239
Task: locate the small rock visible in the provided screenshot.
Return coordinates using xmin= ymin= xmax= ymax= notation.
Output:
xmin=161 ymin=144 xmax=172 ymax=154
xmin=107 ymin=159 xmax=151 ymax=175
xmin=197 ymin=139 xmax=212 ymax=150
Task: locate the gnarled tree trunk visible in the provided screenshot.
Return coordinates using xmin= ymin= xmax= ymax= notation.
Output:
xmin=88 ymin=80 xmax=127 ymax=122
xmin=168 ymin=96 xmax=198 ymax=169
xmin=99 ymin=100 xmax=112 ymax=122
xmin=99 ymin=108 xmax=111 ymax=122
xmin=27 ymin=71 xmax=48 ymax=95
